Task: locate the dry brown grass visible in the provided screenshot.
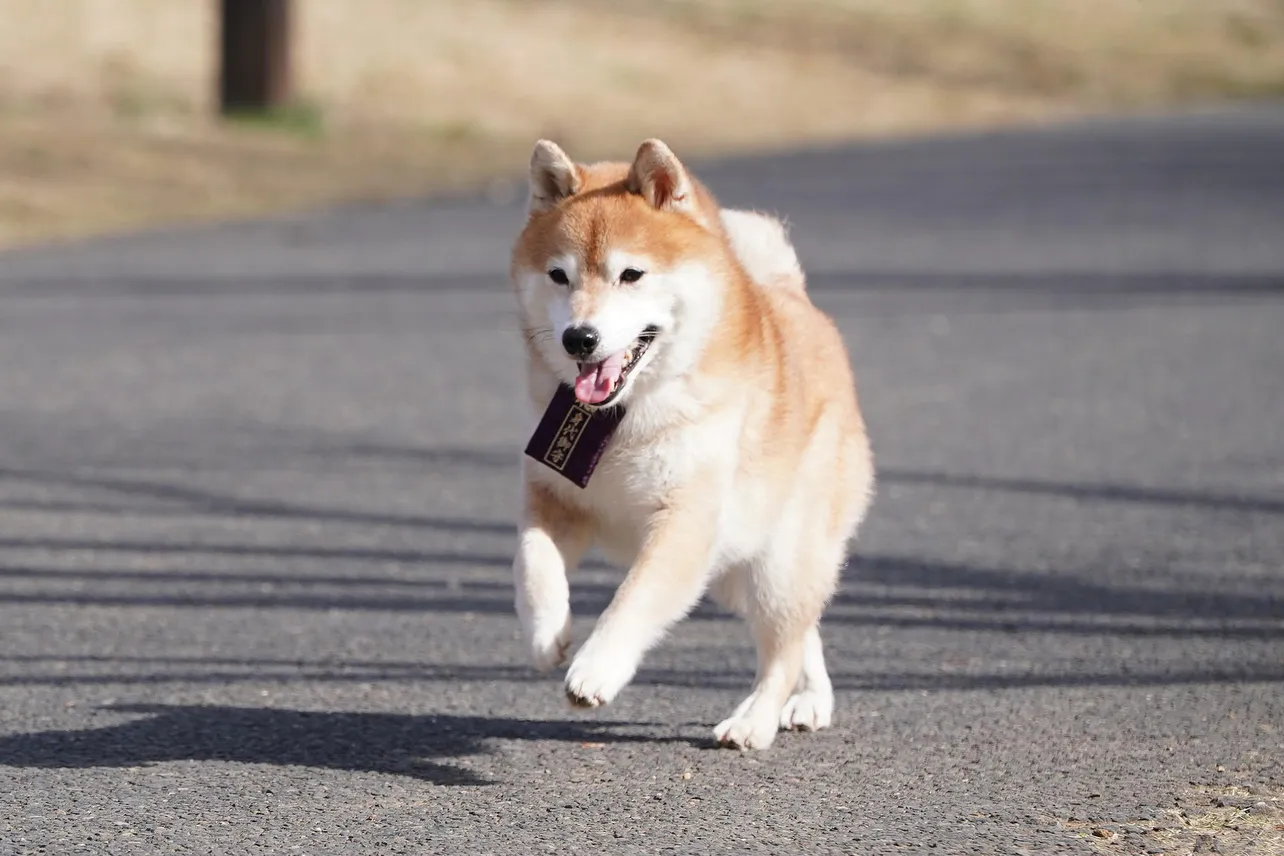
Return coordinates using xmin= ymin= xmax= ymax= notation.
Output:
xmin=1065 ymin=784 xmax=1284 ymax=856
xmin=613 ymin=0 xmax=1284 ymax=102
xmin=2 ymin=0 xmax=1283 ymax=248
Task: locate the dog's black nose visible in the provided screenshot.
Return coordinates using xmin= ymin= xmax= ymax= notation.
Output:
xmin=562 ymin=325 xmax=600 ymax=359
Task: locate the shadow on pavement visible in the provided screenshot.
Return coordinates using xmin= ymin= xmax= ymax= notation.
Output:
xmin=0 ymin=466 xmax=515 ymax=535
xmin=878 ymin=467 xmax=1284 ymax=515
xmin=0 ymin=550 xmax=1278 ymax=638
xmin=830 ymin=554 xmax=1284 ymax=639
xmin=0 ymin=459 xmax=1280 ymax=698
xmin=6 ymin=450 xmax=1284 ymax=516
xmin=1 ymin=654 xmax=1281 ymax=694
xmin=0 ymin=703 xmax=677 ymax=785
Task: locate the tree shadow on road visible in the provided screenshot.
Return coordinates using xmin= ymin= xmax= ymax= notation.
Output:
xmin=0 ymin=464 xmax=515 ymax=535
xmin=2 ymin=652 xmax=1281 ymax=695
xmin=0 ymin=551 xmax=1278 ymax=639
xmin=0 ymin=458 xmax=1281 ymax=700
xmin=0 ymin=703 xmax=677 ymax=785
xmin=828 ymin=554 xmax=1284 ymax=639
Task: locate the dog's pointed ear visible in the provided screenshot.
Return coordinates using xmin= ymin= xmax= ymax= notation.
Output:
xmin=528 ymin=139 xmax=581 ymax=214
xmin=628 ymin=139 xmax=700 ymax=218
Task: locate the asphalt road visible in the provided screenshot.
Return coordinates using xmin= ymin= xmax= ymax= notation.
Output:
xmin=1 ymin=106 xmax=1282 ymax=855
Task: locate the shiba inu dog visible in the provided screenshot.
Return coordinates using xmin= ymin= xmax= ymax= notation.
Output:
xmin=509 ymin=138 xmax=874 ymax=749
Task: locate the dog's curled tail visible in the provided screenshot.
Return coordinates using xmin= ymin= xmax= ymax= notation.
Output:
xmin=720 ymin=209 xmax=806 ymax=293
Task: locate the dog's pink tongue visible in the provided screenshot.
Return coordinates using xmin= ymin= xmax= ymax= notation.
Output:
xmin=574 ymin=352 xmax=626 ymax=404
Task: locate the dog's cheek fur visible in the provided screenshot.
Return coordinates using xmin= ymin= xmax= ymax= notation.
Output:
xmin=646 ymin=262 xmax=721 ymax=382
xmin=515 ymin=270 xmax=572 ymax=378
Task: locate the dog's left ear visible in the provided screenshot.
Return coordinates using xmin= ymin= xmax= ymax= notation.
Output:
xmin=628 ymin=139 xmax=707 ymax=224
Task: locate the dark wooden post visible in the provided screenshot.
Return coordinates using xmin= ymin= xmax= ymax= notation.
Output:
xmin=218 ymin=0 xmax=293 ymax=113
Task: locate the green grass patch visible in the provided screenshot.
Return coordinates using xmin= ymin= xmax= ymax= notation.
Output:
xmin=223 ymin=101 xmax=326 ymax=139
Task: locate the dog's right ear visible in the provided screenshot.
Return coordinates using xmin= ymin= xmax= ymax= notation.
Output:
xmin=528 ymin=140 xmax=581 ymax=214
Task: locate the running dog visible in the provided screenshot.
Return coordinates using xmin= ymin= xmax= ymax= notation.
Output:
xmin=509 ymin=138 xmax=874 ymax=749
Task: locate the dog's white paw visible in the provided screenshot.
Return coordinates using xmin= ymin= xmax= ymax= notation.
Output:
xmin=563 ymin=647 xmax=634 ymax=708
xmin=520 ymin=606 xmax=572 ymax=673
xmin=713 ymin=711 xmax=779 ymax=750
xmin=779 ymin=689 xmax=833 ymax=732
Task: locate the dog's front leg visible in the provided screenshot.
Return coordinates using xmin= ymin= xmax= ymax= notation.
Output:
xmin=564 ymin=487 xmax=716 ymax=708
xmin=514 ymin=483 xmax=591 ymax=672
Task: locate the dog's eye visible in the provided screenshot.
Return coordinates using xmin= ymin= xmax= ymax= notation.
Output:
xmin=548 ymin=268 xmax=570 ymax=286
xmin=619 ymin=268 xmax=645 ymax=284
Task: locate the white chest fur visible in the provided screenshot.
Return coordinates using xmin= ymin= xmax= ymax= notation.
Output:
xmin=526 ymin=383 xmax=756 ymax=568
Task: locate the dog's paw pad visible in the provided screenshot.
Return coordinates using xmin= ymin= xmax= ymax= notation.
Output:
xmin=779 ymin=689 xmax=833 ymax=732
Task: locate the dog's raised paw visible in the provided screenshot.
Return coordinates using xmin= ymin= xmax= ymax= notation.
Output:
xmin=713 ymin=713 xmax=779 ymax=750
xmin=565 ymin=685 xmax=602 ymax=708
xmin=563 ymin=651 xmax=631 ymax=709
xmin=779 ymin=689 xmax=833 ymax=732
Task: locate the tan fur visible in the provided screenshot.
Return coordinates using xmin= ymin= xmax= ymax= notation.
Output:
xmin=509 ymin=138 xmax=874 ymax=749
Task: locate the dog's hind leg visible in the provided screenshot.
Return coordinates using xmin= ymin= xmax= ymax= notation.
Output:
xmin=713 ymin=538 xmax=844 ymax=749
xmin=713 ymin=603 xmax=807 ymax=750
xmin=778 ymin=624 xmax=834 ymax=732
xmin=514 ymin=483 xmax=592 ymax=672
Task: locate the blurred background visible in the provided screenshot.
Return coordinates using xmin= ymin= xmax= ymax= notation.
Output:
xmin=3 ymin=0 xmax=1284 ymax=249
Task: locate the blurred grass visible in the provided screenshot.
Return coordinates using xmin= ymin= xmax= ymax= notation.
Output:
xmin=1 ymin=0 xmax=1283 ymax=248
xmin=223 ymin=102 xmax=327 ymax=139
xmin=623 ymin=0 xmax=1284 ymax=100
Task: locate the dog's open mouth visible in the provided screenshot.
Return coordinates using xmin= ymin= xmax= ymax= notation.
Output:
xmin=573 ymin=325 xmax=659 ymax=406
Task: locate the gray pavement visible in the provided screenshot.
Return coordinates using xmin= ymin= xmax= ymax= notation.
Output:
xmin=0 ymin=106 xmax=1282 ymax=855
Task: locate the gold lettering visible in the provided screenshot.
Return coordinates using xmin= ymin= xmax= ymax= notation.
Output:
xmin=543 ymin=404 xmax=593 ymax=471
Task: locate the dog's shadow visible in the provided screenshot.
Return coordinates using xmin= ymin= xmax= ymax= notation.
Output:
xmin=0 ymin=704 xmax=689 ymax=785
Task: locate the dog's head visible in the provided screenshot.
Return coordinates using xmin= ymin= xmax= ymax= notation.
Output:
xmin=510 ymin=139 xmax=727 ymax=409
